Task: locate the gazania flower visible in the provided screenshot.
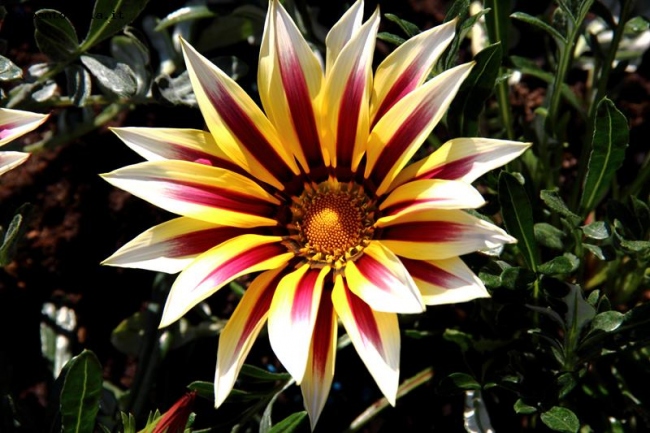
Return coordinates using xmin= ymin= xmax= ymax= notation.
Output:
xmin=103 ymin=0 xmax=529 ymax=427
xmin=0 ymin=108 xmax=48 ymax=175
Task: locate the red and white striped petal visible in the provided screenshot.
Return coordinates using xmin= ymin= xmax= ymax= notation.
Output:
xmin=214 ymin=266 xmax=287 ymax=407
xmin=110 ymin=127 xmax=244 ymax=173
xmin=267 ymin=264 xmax=330 ymax=383
xmin=391 ymin=138 xmax=532 ymax=190
xmin=0 ymin=108 xmax=48 ymax=147
xmin=376 ymin=209 xmax=516 ymax=260
xmin=364 ymin=63 xmax=474 ymax=196
xmin=102 ymin=217 xmax=265 ymax=273
xmin=101 ymin=160 xmax=280 ymax=228
xmin=400 ymin=256 xmax=490 ymax=305
xmin=258 ymin=0 xmax=325 ymax=172
xmin=300 ymin=293 xmax=337 ymax=429
xmin=160 ymin=234 xmax=292 ymax=327
xmin=180 ymin=39 xmax=299 ymax=190
xmin=332 ymin=276 xmax=400 ymax=405
xmin=379 ymin=178 xmax=486 ymax=217
xmin=0 ymin=151 xmax=29 ymax=176
xmin=322 ymin=7 xmax=380 ymax=171
xmin=345 ymin=241 xmax=424 ymax=313
xmin=325 ymin=0 xmax=364 ymax=73
xmin=370 ymin=19 xmax=456 ymax=126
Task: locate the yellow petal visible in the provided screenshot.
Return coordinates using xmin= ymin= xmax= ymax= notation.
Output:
xmin=364 ymin=63 xmax=474 ymax=196
xmin=101 ymin=160 xmax=280 ymax=228
xmin=159 ymin=234 xmax=292 ymax=327
xmin=325 ymin=0 xmax=364 ymax=73
xmin=180 ymin=39 xmax=299 ymax=190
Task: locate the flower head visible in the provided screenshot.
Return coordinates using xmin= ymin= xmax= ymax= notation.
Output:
xmin=0 ymin=108 xmax=48 ymax=175
xmin=103 ymin=0 xmax=529 ymax=427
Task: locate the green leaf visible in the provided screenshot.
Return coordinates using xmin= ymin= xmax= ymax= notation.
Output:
xmin=155 ymin=5 xmax=217 ymax=31
xmin=510 ymin=12 xmax=566 ymax=43
xmin=65 ymin=65 xmax=92 ymax=106
xmin=80 ymin=0 xmax=150 ymax=52
xmin=34 ymin=9 xmax=79 ymax=61
xmin=562 ymin=283 xmax=596 ymax=335
xmin=557 ymin=372 xmax=577 ymax=399
xmin=80 ymin=54 xmax=137 ymax=97
xmin=239 ymin=364 xmax=292 ymax=382
xmin=439 ymin=372 xmax=481 ymax=394
xmin=540 ymin=190 xmax=582 ymax=227
xmin=624 ymin=16 xmax=650 ymax=35
xmin=500 ymin=266 xmax=536 ymax=290
xmin=534 ymin=223 xmax=565 ymax=250
xmin=120 ymin=412 xmax=136 ymax=433
xmin=153 ymin=72 xmax=195 ymax=106
xmin=60 ymin=350 xmax=103 ymax=433
xmin=513 ymin=399 xmax=537 ymax=414
xmin=111 ymin=32 xmax=150 ymax=96
xmin=581 ymin=221 xmax=611 ymax=240
xmin=538 ymin=254 xmax=579 ymax=275
xmin=268 ymin=411 xmax=308 ymax=433
xmin=499 ymin=172 xmax=540 ymax=270
xmin=540 ymin=406 xmax=579 ymax=433
xmin=377 ymin=32 xmax=406 ymax=46
xmin=195 ymin=5 xmax=265 ymax=52
xmin=0 ymin=55 xmax=22 ymax=81
xmin=630 ymin=196 xmax=650 ymax=235
xmin=0 ymin=204 xmax=33 ymax=266
xmin=443 ymin=328 xmax=473 ymax=352
xmin=583 ymin=243 xmax=616 ymax=261
xmin=448 ymin=43 xmax=502 ymax=136
xmin=384 ymin=13 xmax=420 ymax=37
xmin=580 ymin=98 xmax=629 ymax=214
xmin=590 ymin=310 xmax=624 ymax=333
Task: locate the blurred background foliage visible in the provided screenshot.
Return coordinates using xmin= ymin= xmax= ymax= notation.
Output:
xmin=0 ymin=0 xmax=648 ymax=432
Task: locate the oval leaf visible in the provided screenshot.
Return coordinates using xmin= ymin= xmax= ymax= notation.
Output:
xmin=34 ymin=9 xmax=79 ymax=61
xmin=155 ymin=5 xmax=217 ymax=31
xmin=268 ymin=411 xmax=308 ymax=433
xmin=80 ymin=54 xmax=137 ymax=97
xmin=590 ymin=310 xmax=624 ymax=333
xmin=60 ymin=350 xmax=103 ymax=433
xmin=0 ymin=55 xmax=22 ymax=81
xmin=580 ymin=98 xmax=629 ymax=215
xmin=540 ymin=406 xmax=579 ymax=433
xmin=81 ymin=0 xmax=149 ymax=51
xmin=538 ymin=254 xmax=579 ymax=275
xmin=499 ymin=172 xmax=540 ymax=271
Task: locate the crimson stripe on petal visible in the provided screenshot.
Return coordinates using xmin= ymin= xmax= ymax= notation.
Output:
xmin=344 ymin=283 xmax=383 ymax=351
xmin=370 ymin=99 xmax=434 ymax=187
xmin=169 ymin=226 xmax=267 ymax=258
xmin=400 ymin=257 xmax=463 ymax=288
xmin=415 ymin=155 xmax=477 ymax=182
xmin=311 ymin=293 xmax=335 ymax=376
xmin=236 ymin=271 xmax=284 ymax=353
xmin=372 ymin=61 xmax=421 ymax=128
xmin=380 ymin=221 xmax=462 ymax=243
xmin=162 ymin=179 xmax=277 ymax=219
xmin=336 ymin=66 xmax=365 ymax=169
xmin=290 ymin=268 xmax=323 ymax=322
xmin=193 ymin=243 xmax=287 ymax=295
xmin=203 ymin=79 xmax=293 ymax=183
xmin=353 ymin=253 xmax=404 ymax=296
xmin=381 ymin=197 xmax=444 ymax=217
xmin=277 ymin=42 xmax=323 ymax=169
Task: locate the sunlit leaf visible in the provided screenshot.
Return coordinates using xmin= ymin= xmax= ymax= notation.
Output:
xmin=81 ymin=0 xmax=150 ymax=51
xmin=155 ymin=5 xmax=217 ymax=31
xmin=581 ymin=221 xmax=611 ymax=240
xmin=34 ymin=9 xmax=79 ymax=61
xmin=514 ymin=399 xmax=537 ymax=414
xmin=580 ymin=98 xmax=629 ymax=215
xmin=538 ymin=254 xmax=579 ymax=275
xmin=65 ymin=65 xmax=92 ymax=106
xmin=60 ymin=350 xmax=103 ymax=433
xmin=0 ymin=55 xmax=22 ymax=81
xmin=80 ymin=54 xmax=137 ymax=97
xmin=540 ymin=406 xmax=579 ymax=433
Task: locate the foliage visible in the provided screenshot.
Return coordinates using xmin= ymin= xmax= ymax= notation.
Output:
xmin=0 ymin=0 xmax=648 ymax=432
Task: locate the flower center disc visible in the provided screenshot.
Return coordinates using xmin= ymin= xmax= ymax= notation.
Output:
xmin=289 ymin=182 xmax=375 ymax=268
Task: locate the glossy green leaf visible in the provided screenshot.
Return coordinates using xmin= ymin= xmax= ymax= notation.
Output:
xmin=583 ymin=243 xmax=616 ymax=261
xmin=581 ymin=221 xmax=611 ymax=240
xmin=510 ymin=12 xmax=566 ymax=43
xmin=439 ymin=372 xmax=481 ymax=394
xmin=580 ymin=98 xmax=629 ymax=214
xmin=80 ymin=54 xmax=137 ymax=97
xmin=268 ymin=411 xmax=308 ymax=433
xmin=155 ymin=5 xmax=217 ymax=31
xmin=499 ymin=172 xmax=540 ymax=271
xmin=540 ymin=406 xmax=579 ymax=433
xmin=80 ymin=0 xmax=150 ymax=52
xmin=500 ymin=266 xmax=536 ymax=290
xmin=514 ymin=399 xmax=537 ymax=414
xmin=34 ymin=9 xmax=79 ymax=61
xmin=377 ymin=32 xmax=406 ymax=46
xmin=557 ymin=372 xmax=577 ymax=399
xmin=534 ymin=223 xmax=565 ymax=250
xmin=384 ymin=13 xmax=420 ymax=37
xmin=0 ymin=204 xmax=33 ymax=266
xmin=538 ymin=254 xmax=579 ymax=275
xmin=0 ymin=55 xmax=22 ymax=81
xmin=239 ymin=364 xmax=292 ymax=382
xmin=260 ymin=380 xmax=295 ymax=433
xmin=590 ymin=311 xmax=624 ymax=333
xmin=540 ymin=190 xmax=582 ymax=227
xmin=624 ymin=16 xmax=650 ymax=35
xmin=448 ymin=43 xmax=502 ymax=136
xmin=111 ymin=32 xmax=150 ymax=96
xmin=60 ymin=350 xmax=103 ymax=433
